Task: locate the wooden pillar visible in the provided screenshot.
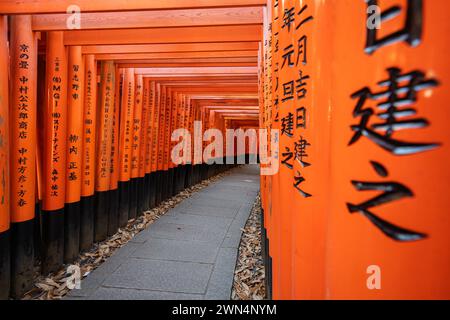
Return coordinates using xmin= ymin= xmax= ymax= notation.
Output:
xmin=94 ymin=60 xmax=115 ymax=242
xmin=64 ymin=45 xmax=84 ymax=262
xmin=138 ymin=78 xmax=150 ymax=213
xmin=129 ymin=74 xmax=143 ymax=218
xmin=107 ymin=65 xmax=121 ymax=236
xmin=149 ymin=81 xmax=159 ymax=208
xmin=118 ymin=68 xmax=135 ymax=227
xmin=80 ymin=54 xmax=97 ymax=251
xmin=9 ymin=15 xmax=37 ymax=298
xmin=0 ymin=15 xmax=10 ymax=300
xmin=41 ymin=31 xmax=67 ymax=274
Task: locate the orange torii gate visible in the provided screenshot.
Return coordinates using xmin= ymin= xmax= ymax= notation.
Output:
xmin=0 ymin=1 xmax=262 ymax=299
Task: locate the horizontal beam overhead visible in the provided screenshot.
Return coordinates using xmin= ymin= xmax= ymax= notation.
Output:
xmin=132 ymin=67 xmax=257 ymax=75
xmin=64 ymin=25 xmax=262 ymax=45
xmin=118 ymin=62 xmax=256 ymax=68
xmin=94 ymin=51 xmax=258 ymax=60
xmin=82 ymin=42 xmax=260 ymax=54
xmin=32 ymin=7 xmax=263 ymax=30
xmin=0 ymin=0 xmax=266 ymax=14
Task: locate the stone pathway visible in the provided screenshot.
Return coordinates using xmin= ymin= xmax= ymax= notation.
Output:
xmin=67 ymin=165 xmax=260 ymax=300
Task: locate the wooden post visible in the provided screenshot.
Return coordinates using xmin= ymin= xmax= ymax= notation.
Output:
xmin=9 ymin=15 xmax=37 ymax=297
xmin=41 ymin=31 xmax=67 ymax=274
xmin=80 ymin=54 xmax=97 ymax=251
xmin=129 ymin=74 xmax=143 ymax=218
xmin=107 ymin=65 xmax=121 ymax=236
xmin=148 ymin=81 xmax=159 ymax=208
xmin=118 ymin=68 xmax=135 ymax=227
xmin=64 ymin=45 xmax=84 ymax=262
xmin=0 ymin=15 xmax=10 ymax=300
xmin=94 ymin=60 xmax=115 ymax=242
xmin=138 ymin=78 xmax=150 ymax=213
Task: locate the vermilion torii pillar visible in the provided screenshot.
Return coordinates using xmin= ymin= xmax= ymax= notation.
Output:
xmin=64 ymin=45 xmax=84 ymax=263
xmin=0 ymin=15 xmax=10 ymax=300
xmin=9 ymin=15 xmax=37 ymax=298
xmin=94 ymin=61 xmax=115 ymax=242
xmin=80 ymin=54 xmax=97 ymax=251
xmin=41 ymin=31 xmax=68 ymax=274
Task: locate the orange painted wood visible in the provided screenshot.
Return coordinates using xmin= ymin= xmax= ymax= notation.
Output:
xmin=133 ymin=67 xmax=257 ymax=75
xmin=130 ymin=74 xmax=143 ymax=179
xmin=118 ymin=68 xmax=135 ymax=182
xmin=109 ymin=65 xmax=121 ymax=192
xmin=32 ymin=7 xmax=262 ymax=30
xmin=42 ymin=31 xmax=67 ymax=211
xmin=64 ymin=25 xmax=262 ymax=45
xmin=81 ymin=42 xmax=260 ymax=55
xmin=0 ymin=0 xmax=266 ymax=14
xmin=140 ymin=78 xmax=151 ymax=176
xmin=80 ymin=54 xmax=97 ymax=197
xmin=9 ymin=15 xmax=37 ymax=222
xmin=95 ymin=61 xmax=115 ymax=192
xmin=0 ymin=16 xmax=9 ymax=232
xmin=118 ymin=62 xmax=257 ymax=68
xmin=65 ymin=46 xmax=84 ymax=203
xmin=94 ymin=51 xmax=258 ymax=60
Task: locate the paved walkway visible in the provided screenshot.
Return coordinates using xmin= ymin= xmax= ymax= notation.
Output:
xmin=67 ymin=165 xmax=260 ymax=300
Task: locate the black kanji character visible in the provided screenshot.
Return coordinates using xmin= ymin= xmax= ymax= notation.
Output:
xmin=349 ymin=67 xmax=440 ymax=155
xmin=347 ymin=161 xmax=426 ymax=242
xmin=365 ymin=0 xmax=422 ymax=54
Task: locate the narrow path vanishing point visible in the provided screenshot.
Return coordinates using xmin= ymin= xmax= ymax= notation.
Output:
xmin=66 ymin=165 xmax=260 ymax=300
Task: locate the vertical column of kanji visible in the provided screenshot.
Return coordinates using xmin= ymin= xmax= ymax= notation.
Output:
xmin=144 ymin=79 xmax=154 ymax=209
xmin=268 ymin=0 xmax=281 ymax=298
xmin=327 ymin=0 xmax=450 ymax=299
xmin=168 ymin=90 xmax=177 ymax=197
xmin=185 ymin=96 xmax=194 ymax=188
xmin=0 ymin=15 xmax=10 ymax=300
xmin=8 ymin=15 xmax=36 ymax=298
xmin=164 ymin=89 xmax=173 ymax=198
xmin=80 ymin=54 xmax=96 ymax=251
xmin=193 ymin=101 xmax=202 ymax=184
xmin=118 ymin=68 xmax=135 ymax=227
xmin=153 ymin=83 xmax=162 ymax=205
xmin=182 ymin=95 xmax=191 ymax=188
xmin=41 ymin=31 xmax=67 ymax=274
xmin=94 ymin=61 xmax=115 ymax=242
xmin=129 ymin=74 xmax=143 ymax=218
xmin=288 ymin=0 xmax=331 ymax=299
xmin=64 ymin=46 xmax=84 ymax=263
xmin=137 ymin=78 xmax=149 ymax=213
xmin=158 ymin=85 xmax=168 ymax=201
xmin=107 ymin=65 xmax=121 ymax=236
xmin=149 ymin=81 xmax=159 ymax=207
xmin=176 ymin=93 xmax=187 ymax=193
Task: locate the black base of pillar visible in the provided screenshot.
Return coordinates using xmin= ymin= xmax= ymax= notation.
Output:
xmin=185 ymin=164 xmax=192 ymax=189
xmin=107 ymin=188 xmax=119 ymax=236
xmin=41 ymin=208 xmax=64 ymax=275
xmin=64 ymin=202 xmax=80 ymax=264
xmin=118 ymin=181 xmax=130 ymax=228
xmin=155 ymin=171 xmax=162 ymax=205
xmin=129 ymin=178 xmax=138 ymax=219
xmin=137 ymin=177 xmax=146 ymax=216
xmin=80 ymin=195 xmax=94 ymax=252
xmin=94 ymin=191 xmax=109 ymax=243
xmin=143 ymin=174 xmax=151 ymax=212
xmin=0 ymin=230 xmax=10 ymax=300
xmin=160 ymin=170 xmax=168 ymax=202
xmin=149 ymin=172 xmax=156 ymax=209
xmin=10 ymin=219 xmax=35 ymax=298
xmin=33 ymin=204 xmax=41 ymax=261
xmin=166 ymin=169 xmax=172 ymax=200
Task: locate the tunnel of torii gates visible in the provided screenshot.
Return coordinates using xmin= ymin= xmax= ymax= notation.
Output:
xmin=0 ymin=0 xmax=449 ymax=300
